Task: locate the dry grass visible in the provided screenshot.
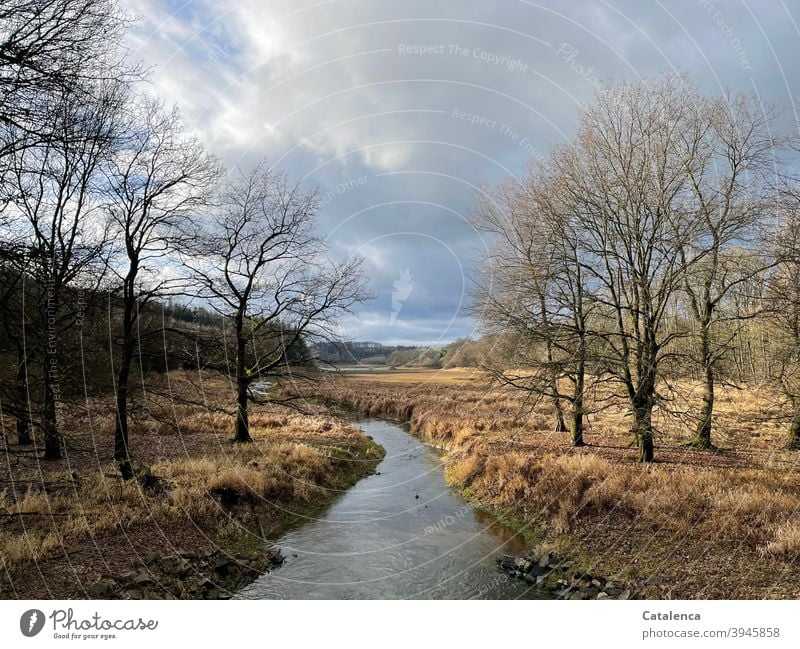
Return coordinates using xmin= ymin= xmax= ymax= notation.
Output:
xmin=304 ymin=372 xmax=800 ymax=598
xmin=0 ymin=377 xmax=382 ymax=597
xmin=765 ymin=522 xmax=800 ymax=558
xmin=340 ymin=367 xmax=481 ymax=384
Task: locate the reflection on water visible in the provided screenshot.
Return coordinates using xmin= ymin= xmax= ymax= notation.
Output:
xmin=236 ymin=419 xmax=545 ymax=600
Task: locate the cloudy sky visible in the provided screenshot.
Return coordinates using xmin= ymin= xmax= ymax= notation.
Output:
xmin=124 ymin=0 xmax=800 ymax=345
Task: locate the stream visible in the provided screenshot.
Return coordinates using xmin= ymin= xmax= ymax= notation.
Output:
xmin=236 ymin=418 xmax=545 ymax=599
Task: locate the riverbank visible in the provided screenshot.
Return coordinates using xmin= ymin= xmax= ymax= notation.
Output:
xmin=309 ymin=370 xmax=800 ymax=599
xmin=0 ymin=379 xmax=384 ymax=599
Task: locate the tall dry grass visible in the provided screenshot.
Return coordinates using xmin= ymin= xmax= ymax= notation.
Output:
xmin=0 ymin=410 xmax=381 ymax=568
xmin=307 ymin=374 xmax=800 ymax=583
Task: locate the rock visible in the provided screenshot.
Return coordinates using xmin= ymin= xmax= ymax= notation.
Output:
xmin=644 ymin=576 xmax=666 ymax=586
xmin=265 ymin=547 xmax=285 ymax=567
xmin=132 ymin=572 xmax=155 ymax=587
xmin=618 ymin=589 xmax=631 ymax=600
xmin=126 ymin=589 xmax=144 ymax=599
xmin=570 ymin=591 xmax=585 ymax=600
xmin=159 ymin=555 xmax=190 ymax=576
xmin=114 ymin=571 xmax=136 ymax=584
xmin=538 ymin=553 xmax=551 ymax=568
xmin=526 ymin=563 xmax=544 ymax=577
xmin=596 ymin=592 xmax=609 ymax=600
xmin=591 ymin=578 xmax=603 ymax=589
xmin=212 ymin=559 xmax=235 ymax=576
xmin=176 ymin=549 xmax=198 ymax=560
xmin=87 ymin=580 xmax=116 ymax=598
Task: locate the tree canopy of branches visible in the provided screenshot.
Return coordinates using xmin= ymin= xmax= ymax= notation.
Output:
xmin=193 ymin=162 xmax=369 ymax=443
xmin=1 ymin=0 xmax=134 ymax=164
xmin=2 ymin=81 xmax=125 ymax=458
xmin=104 ymin=96 xmax=219 ymax=477
xmin=475 ymin=73 xmax=792 ymax=462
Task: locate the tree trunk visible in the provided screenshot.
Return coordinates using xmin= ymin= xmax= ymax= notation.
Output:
xmin=632 ymin=366 xmax=656 ymax=463
xmin=15 ymin=347 xmax=31 ymax=445
xmin=42 ymin=358 xmax=60 ymax=459
xmin=114 ymin=345 xmax=134 ymax=479
xmin=634 ymin=403 xmax=654 ymax=463
xmin=234 ymin=377 xmax=251 ymax=442
xmin=42 ymin=288 xmax=61 ymax=459
xmin=571 ymin=360 xmax=586 ymax=446
xmin=692 ymin=324 xmax=714 ymax=449
xmin=570 ymin=405 xmax=585 ymax=447
xmin=787 ymin=399 xmax=800 ymax=450
xmin=553 ymin=398 xmax=567 ymax=433
xmin=114 ymin=288 xmax=136 ymax=480
xmin=233 ymin=315 xmax=252 ymax=443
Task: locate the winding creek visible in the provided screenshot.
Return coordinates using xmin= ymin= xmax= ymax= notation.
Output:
xmin=236 ymin=418 xmax=545 ymax=599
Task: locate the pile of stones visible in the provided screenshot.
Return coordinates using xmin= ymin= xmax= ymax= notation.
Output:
xmin=496 ymin=552 xmax=643 ymax=600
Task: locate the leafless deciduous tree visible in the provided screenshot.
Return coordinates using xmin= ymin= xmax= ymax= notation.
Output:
xmin=768 ymin=183 xmax=800 ymax=449
xmin=192 ymin=162 xmax=369 ymax=443
xmin=554 ymin=75 xmax=710 ymax=462
xmin=104 ymin=97 xmax=219 ymax=477
xmin=476 ymin=74 xmax=790 ymax=462
xmin=2 ymin=81 xmax=124 ymax=458
xmin=473 ymin=172 xmax=594 ymax=446
xmin=676 ymin=93 xmax=784 ymax=448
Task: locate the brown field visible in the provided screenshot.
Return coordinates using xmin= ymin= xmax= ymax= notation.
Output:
xmin=307 ymin=370 xmax=800 ymax=599
xmin=0 ymin=376 xmax=382 ymax=598
xmin=335 ymin=367 xmax=481 ymax=383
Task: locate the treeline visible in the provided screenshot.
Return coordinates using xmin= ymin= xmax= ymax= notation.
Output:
xmin=0 ymin=0 xmax=367 ymax=475
xmin=314 ymin=341 xmax=418 ymax=365
xmin=473 ymin=73 xmax=800 ymax=462
xmin=382 ymin=338 xmax=489 ymax=368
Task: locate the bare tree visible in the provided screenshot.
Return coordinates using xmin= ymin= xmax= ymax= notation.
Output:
xmin=473 ymin=172 xmax=593 ymax=446
xmin=192 ymin=162 xmax=369 ymax=443
xmin=104 ymin=97 xmax=219 ymax=477
xmin=768 ymin=184 xmax=800 ymax=449
xmin=2 ymin=82 xmax=123 ymax=458
xmin=677 ymin=92 xmax=784 ymax=448
xmin=550 ymin=74 xmax=710 ymax=462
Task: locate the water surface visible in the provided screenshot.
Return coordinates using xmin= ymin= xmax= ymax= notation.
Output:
xmin=237 ymin=419 xmax=541 ymax=599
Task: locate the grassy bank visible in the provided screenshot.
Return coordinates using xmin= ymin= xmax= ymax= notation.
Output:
xmin=0 ymin=378 xmax=383 ymax=599
xmin=311 ymin=368 xmax=800 ymax=599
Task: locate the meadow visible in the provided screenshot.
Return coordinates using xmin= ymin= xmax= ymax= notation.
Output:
xmin=310 ymin=368 xmax=800 ymax=599
xmin=0 ymin=376 xmax=383 ymax=598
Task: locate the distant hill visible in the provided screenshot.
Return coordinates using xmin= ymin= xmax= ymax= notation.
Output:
xmin=312 ymin=341 xmax=418 ymax=365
